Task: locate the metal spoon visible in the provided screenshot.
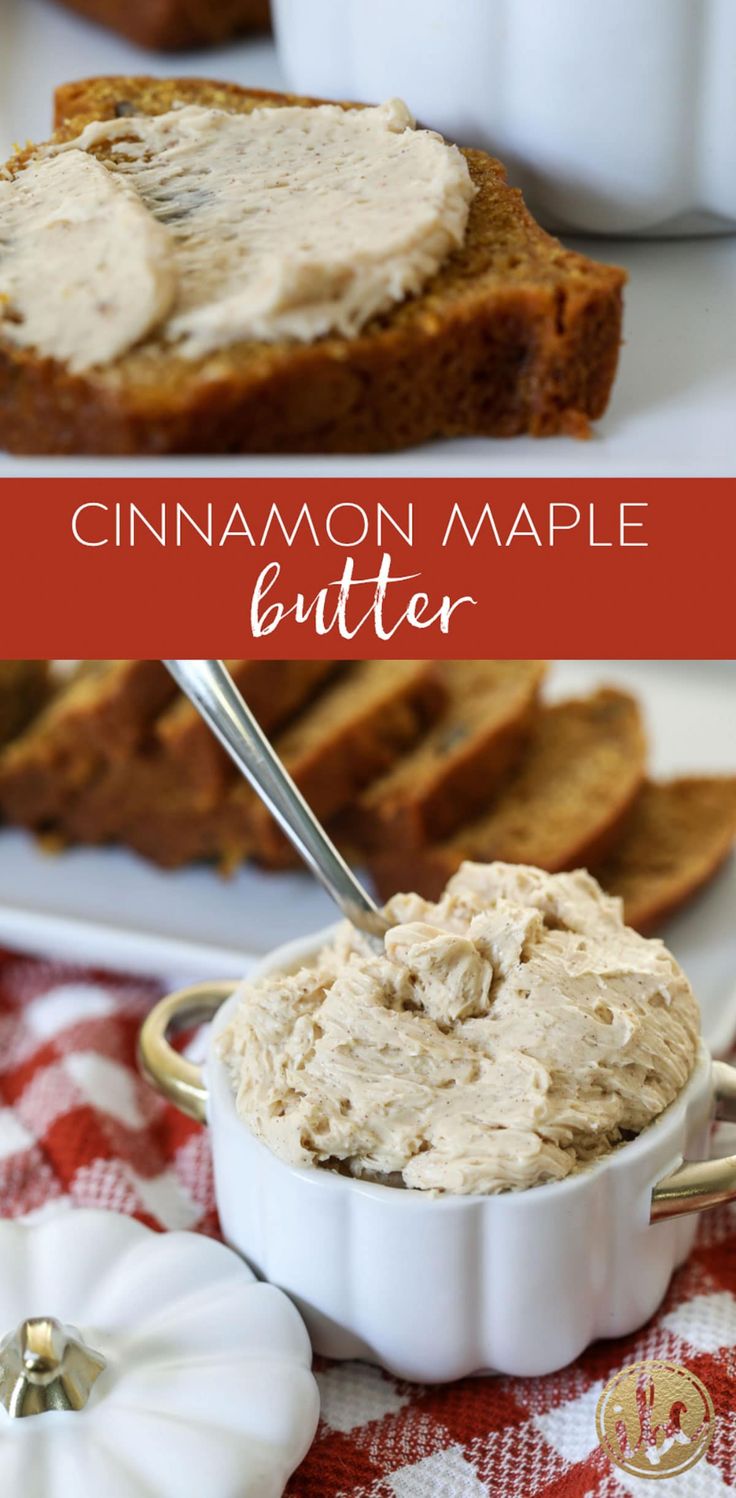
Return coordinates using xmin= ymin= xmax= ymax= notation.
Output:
xmin=164 ymin=660 xmax=390 ymax=949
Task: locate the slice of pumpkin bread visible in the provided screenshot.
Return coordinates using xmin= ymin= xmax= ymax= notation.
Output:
xmin=56 ymin=660 xmax=341 ymax=859
xmin=56 ymin=661 xmax=443 ymax=870
xmin=594 ymin=777 xmax=736 ymax=931
xmin=369 ymin=689 xmax=646 ymax=902
xmin=227 ymin=662 xmax=446 ymax=870
xmin=339 ymin=660 xmax=547 ymax=851
xmin=0 ymin=76 xmax=625 ymax=455
xmin=154 ymin=660 xmax=341 ymax=797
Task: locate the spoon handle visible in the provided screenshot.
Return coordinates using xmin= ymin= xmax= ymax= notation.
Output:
xmin=164 ymin=660 xmax=389 ymax=945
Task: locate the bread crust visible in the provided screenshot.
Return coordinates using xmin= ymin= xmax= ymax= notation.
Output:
xmin=0 ymin=77 xmax=626 ymax=456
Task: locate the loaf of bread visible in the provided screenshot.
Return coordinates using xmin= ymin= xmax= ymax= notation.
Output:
xmin=52 ymin=0 xmax=270 ymax=51
xmin=0 ymin=664 xmax=732 ymax=938
xmin=338 ymin=660 xmax=547 ymax=850
xmin=52 ymin=662 xmax=443 ymax=870
xmin=369 ymin=689 xmax=647 ymax=902
xmin=593 ymin=777 xmax=736 ymax=930
xmin=0 ymin=77 xmax=626 ymax=455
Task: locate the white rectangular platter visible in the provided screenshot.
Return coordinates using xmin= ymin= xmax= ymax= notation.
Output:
xmin=1 ymin=0 xmax=735 ymax=478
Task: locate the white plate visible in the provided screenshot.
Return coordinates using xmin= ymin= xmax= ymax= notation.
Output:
xmin=0 ymin=662 xmax=733 ymax=1052
xmin=1 ymin=0 xmax=735 ymax=478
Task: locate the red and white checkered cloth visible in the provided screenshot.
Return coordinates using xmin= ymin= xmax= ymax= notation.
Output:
xmin=1 ymin=942 xmax=735 ymax=1497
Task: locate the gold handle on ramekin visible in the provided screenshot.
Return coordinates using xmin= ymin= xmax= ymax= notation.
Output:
xmin=651 ymin=1061 xmax=736 ymax=1221
xmin=137 ymin=982 xmax=237 ymax=1124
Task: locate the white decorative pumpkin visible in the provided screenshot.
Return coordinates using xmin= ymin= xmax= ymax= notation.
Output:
xmin=0 ymin=1210 xmax=320 ymax=1497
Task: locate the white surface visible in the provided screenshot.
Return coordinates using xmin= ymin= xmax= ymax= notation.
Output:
xmin=274 ymin=0 xmax=736 ymax=236
xmin=0 ymin=1210 xmax=319 ymax=1496
xmin=1 ymin=0 xmax=736 ymax=476
xmin=191 ymin=966 xmax=715 ymax=1381
xmin=0 ymin=661 xmax=733 ymax=1052
xmin=0 ymin=0 xmax=285 ymax=148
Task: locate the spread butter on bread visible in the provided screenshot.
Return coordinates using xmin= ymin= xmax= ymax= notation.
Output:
xmin=0 ymin=77 xmax=626 ymax=455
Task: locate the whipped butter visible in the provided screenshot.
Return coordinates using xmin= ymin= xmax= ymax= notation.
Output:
xmin=220 ymin=864 xmax=700 ymax=1195
xmin=0 ymin=151 xmax=174 ymax=371
xmin=0 ymin=101 xmax=475 ymax=371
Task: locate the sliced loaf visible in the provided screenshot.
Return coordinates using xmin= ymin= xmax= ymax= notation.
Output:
xmin=369 ymin=688 xmax=647 ymax=902
xmin=594 ymin=777 xmax=736 ymax=931
xmin=234 ymin=662 xmax=446 ymax=869
xmin=56 ymin=660 xmax=340 ymax=861
xmin=339 ymin=660 xmax=547 ymax=851
xmin=154 ymin=660 xmax=341 ymax=796
xmin=59 ymin=661 xmax=444 ymax=870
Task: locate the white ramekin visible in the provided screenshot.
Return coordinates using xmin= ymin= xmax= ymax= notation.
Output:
xmin=271 ymin=0 xmax=736 ymax=237
xmin=140 ymin=927 xmax=736 ymax=1383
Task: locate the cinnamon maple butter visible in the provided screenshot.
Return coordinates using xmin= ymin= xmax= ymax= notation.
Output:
xmin=0 ymin=101 xmax=475 ymax=372
xmin=220 ymin=864 xmax=700 ymax=1195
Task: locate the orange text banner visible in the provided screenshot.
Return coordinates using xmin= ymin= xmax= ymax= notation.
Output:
xmin=0 ymin=478 xmax=733 ymax=658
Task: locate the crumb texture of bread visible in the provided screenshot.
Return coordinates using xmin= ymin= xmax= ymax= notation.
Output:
xmin=0 ymin=662 xmax=174 ymax=825
xmin=340 ymin=660 xmax=547 ymax=850
xmin=593 ymin=777 xmax=736 ymax=931
xmin=0 ymin=76 xmax=625 ymax=456
xmin=369 ymin=689 xmax=647 ymax=903
xmin=50 ymin=0 xmax=270 ymax=51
